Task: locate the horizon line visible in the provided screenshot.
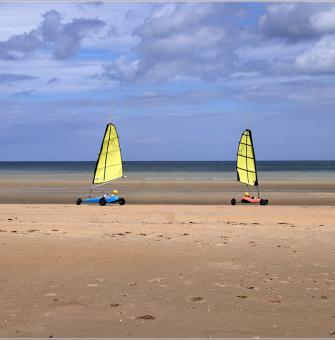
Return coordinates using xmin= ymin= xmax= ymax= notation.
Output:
xmin=0 ymin=160 xmax=334 ymax=162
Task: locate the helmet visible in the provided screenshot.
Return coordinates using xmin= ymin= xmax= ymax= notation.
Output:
xmin=244 ymin=192 xmax=250 ymax=197
xmin=112 ymin=190 xmax=119 ymax=195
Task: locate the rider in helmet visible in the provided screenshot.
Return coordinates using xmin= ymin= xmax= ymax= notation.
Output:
xmin=244 ymin=191 xmax=255 ymax=199
xmin=103 ymin=190 xmax=119 ymax=199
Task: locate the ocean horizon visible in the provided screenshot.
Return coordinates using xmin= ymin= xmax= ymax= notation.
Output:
xmin=0 ymin=161 xmax=334 ymax=181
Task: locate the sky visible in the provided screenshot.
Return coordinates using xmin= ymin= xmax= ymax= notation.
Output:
xmin=0 ymin=2 xmax=334 ymax=161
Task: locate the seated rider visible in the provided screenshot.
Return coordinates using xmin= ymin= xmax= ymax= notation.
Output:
xmin=103 ymin=190 xmax=119 ymax=199
xmin=244 ymin=192 xmax=255 ymax=199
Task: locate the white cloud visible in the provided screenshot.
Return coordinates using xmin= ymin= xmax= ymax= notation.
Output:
xmin=295 ymin=35 xmax=335 ymax=74
xmin=104 ymin=3 xmax=239 ymax=83
xmin=311 ymin=8 xmax=335 ymax=34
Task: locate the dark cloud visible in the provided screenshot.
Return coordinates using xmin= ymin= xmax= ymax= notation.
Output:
xmin=89 ymin=2 xmax=104 ymax=7
xmin=0 ymin=73 xmax=37 ymax=84
xmin=12 ymin=90 xmax=35 ymax=97
xmin=78 ymin=2 xmax=104 ymax=9
xmin=41 ymin=11 xmax=105 ymax=59
xmin=47 ymin=77 xmax=59 ymax=84
xmin=259 ymin=3 xmax=335 ymax=42
xmin=40 ymin=10 xmax=62 ymax=43
xmin=0 ymin=10 xmax=105 ymax=60
xmin=0 ymin=30 xmax=41 ymax=60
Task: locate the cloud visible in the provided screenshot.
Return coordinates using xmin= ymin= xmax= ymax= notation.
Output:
xmin=0 ymin=9 xmax=105 ymax=60
xmin=12 ymin=90 xmax=35 ymax=97
xmin=295 ymin=35 xmax=335 ymax=74
xmin=103 ymin=3 xmax=241 ymax=83
xmin=0 ymin=73 xmax=37 ymax=84
xmin=41 ymin=10 xmax=106 ymax=59
xmin=310 ymin=7 xmax=335 ymax=34
xmin=102 ymin=57 xmax=139 ymax=83
xmin=259 ymin=3 xmax=335 ymax=42
xmin=0 ymin=30 xmax=41 ymax=60
xmin=47 ymin=77 xmax=59 ymax=84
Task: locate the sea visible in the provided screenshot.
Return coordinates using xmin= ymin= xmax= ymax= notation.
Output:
xmin=0 ymin=161 xmax=334 ymax=181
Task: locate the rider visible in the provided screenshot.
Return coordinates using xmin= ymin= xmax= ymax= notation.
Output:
xmin=244 ymin=192 xmax=255 ymax=199
xmin=104 ymin=190 xmax=119 ymax=198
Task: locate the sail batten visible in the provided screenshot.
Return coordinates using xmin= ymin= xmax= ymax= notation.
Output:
xmin=92 ymin=123 xmax=123 ymax=185
xmin=236 ymin=129 xmax=258 ymax=187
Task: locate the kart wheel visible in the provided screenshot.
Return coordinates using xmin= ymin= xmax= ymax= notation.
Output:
xmin=118 ymin=198 xmax=126 ymax=205
xmin=264 ymin=199 xmax=269 ymax=205
xmin=260 ymin=199 xmax=267 ymax=206
xmin=231 ymin=198 xmax=236 ymax=206
xmin=99 ymin=197 xmax=107 ymax=206
xmin=76 ymin=198 xmax=82 ymax=205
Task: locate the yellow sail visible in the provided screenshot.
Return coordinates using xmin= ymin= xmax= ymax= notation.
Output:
xmin=236 ymin=129 xmax=258 ymax=187
xmin=93 ymin=123 xmax=123 ymax=186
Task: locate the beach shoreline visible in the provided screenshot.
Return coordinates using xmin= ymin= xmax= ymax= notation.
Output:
xmin=0 ymin=179 xmax=334 ymax=205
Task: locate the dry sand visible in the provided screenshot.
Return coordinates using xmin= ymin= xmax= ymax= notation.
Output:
xmin=1 ymin=204 xmax=335 ymax=338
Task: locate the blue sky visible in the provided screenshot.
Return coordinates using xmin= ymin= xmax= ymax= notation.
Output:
xmin=0 ymin=2 xmax=334 ymax=161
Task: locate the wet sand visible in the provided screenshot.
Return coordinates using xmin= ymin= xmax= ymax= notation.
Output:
xmin=1 ymin=204 xmax=335 ymax=338
xmin=0 ymin=179 xmax=335 ymax=205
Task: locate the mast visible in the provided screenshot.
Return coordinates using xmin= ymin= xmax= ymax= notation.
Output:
xmin=248 ymin=129 xmax=260 ymax=197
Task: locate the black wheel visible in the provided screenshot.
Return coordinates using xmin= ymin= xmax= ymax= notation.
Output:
xmin=118 ymin=198 xmax=126 ymax=205
xmin=264 ymin=199 xmax=269 ymax=205
xmin=76 ymin=198 xmax=82 ymax=205
xmin=99 ymin=197 xmax=107 ymax=206
xmin=231 ymin=198 xmax=236 ymax=206
xmin=260 ymin=199 xmax=268 ymax=206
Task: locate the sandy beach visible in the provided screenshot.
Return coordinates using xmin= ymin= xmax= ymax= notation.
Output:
xmin=1 ymin=204 xmax=335 ymax=338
